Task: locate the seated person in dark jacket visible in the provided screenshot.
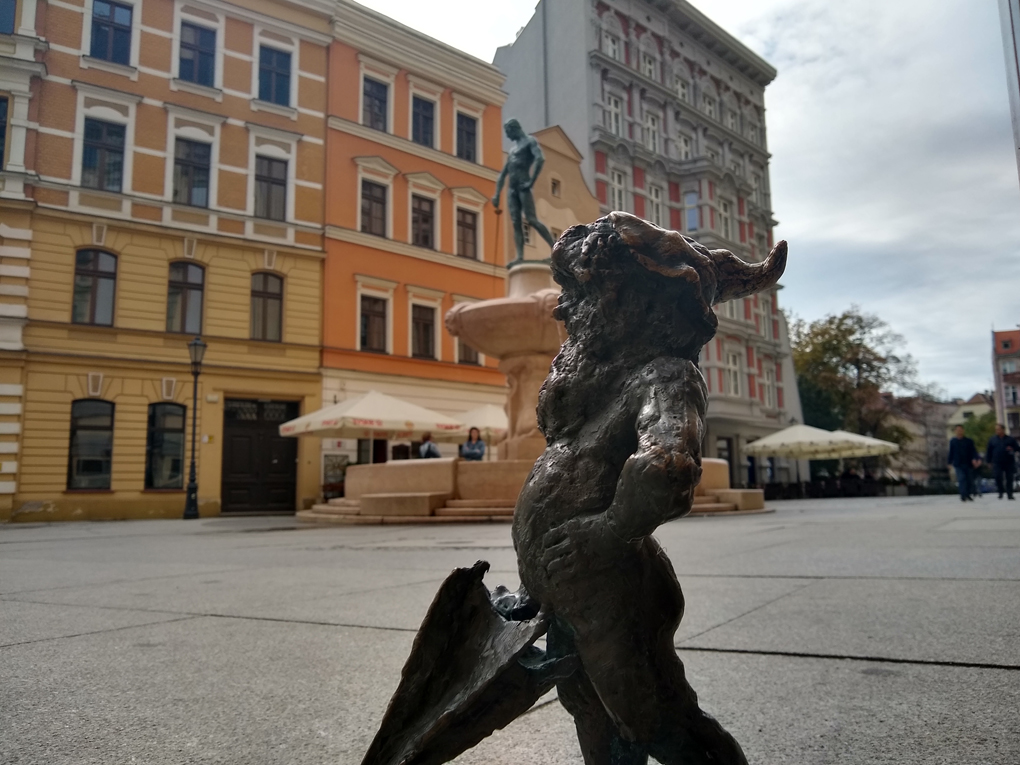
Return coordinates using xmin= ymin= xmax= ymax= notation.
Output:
xmin=985 ymin=424 xmax=1019 ymax=500
xmin=947 ymin=425 xmax=980 ymax=501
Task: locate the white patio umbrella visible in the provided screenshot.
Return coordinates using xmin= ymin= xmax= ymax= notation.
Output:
xmin=742 ymin=424 xmax=869 ymax=460
xmin=829 ymin=430 xmax=900 ymax=458
xmin=278 ymin=391 xmax=465 ymax=461
xmin=436 ymin=403 xmax=509 ymax=459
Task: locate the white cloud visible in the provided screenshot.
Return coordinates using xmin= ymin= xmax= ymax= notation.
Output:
xmin=355 ymin=0 xmax=1020 ymax=399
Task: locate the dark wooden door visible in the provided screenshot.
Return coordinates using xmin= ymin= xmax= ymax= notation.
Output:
xmin=221 ymin=399 xmax=299 ymax=512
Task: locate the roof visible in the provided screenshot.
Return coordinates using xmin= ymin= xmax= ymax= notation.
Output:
xmin=965 ymin=392 xmax=994 ymax=406
xmin=650 ymin=0 xmax=778 ymax=86
xmin=533 ymin=125 xmax=584 ymax=162
xmin=994 ymin=329 xmax=1020 ymax=356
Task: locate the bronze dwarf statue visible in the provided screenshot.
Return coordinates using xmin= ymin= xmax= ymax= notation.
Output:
xmin=362 ymin=213 xmax=789 ymax=765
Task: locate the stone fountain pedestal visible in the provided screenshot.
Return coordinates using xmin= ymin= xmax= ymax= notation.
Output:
xmin=445 ymin=263 xmax=565 ymax=461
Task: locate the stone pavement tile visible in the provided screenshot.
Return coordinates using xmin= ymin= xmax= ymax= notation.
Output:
xmin=681 ymin=578 xmax=1020 ymax=666
xmin=0 ymin=600 xmax=193 ymax=647
xmin=0 ymin=555 xmax=245 ymax=596
xmin=0 ymin=616 xmax=413 ymax=765
xmin=674 ymin=576 xmax=816 ymax=642
xmin=5 ymin=565 xmax=453 ymax=621
xmin=682 ymin=651 xmax=1020 ymax=765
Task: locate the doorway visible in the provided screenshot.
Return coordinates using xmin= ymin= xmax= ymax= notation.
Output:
xmin=221 ymin=399 xmax=299 ymax=512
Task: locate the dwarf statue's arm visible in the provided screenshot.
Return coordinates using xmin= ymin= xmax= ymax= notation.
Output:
xmin=604 ymin=358 xmax=708 ymax=542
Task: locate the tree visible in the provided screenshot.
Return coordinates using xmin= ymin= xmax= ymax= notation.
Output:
xmin=790 ymin=307 xmax=918 ymax=447
xmin=964 ymin=410 xmax=998 ymax=454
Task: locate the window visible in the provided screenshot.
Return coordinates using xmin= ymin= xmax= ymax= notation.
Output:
xmin=551 ymin=178 xmax=561 ymax=197
xmin=250 ymin=272 xmax=282 ymax=342
xmin=607 ymin=95 xmax=623 ymax=137
xmin=763 ymin=368 xmax=776 ymax=409
xmin=258 ymin=46 xmax=291 ymax=106
xmin=456 ymin=113 xmax=477 ymax=163
xmin=678 ymin=133 xmax=692 ymax=160
xmin=720 ymin=200 xmax=732 ymax=239
xmin=363 ymin=77 xmax=388 ymax=131
xmin=641 ymin=53 xmax=657 ymax=81
xmin=748 ymin=124 xmax=760 ymax=144
xmin=67 ymin=400 xmax=115 ymax=490
xmin=703 ymin=95 xmax=716 ymax=119
xmin=360 ymin=295 xmax=387 ymax=353
xmin=684 ymin=191 xmax=698 ymax=231
xmin=412 ymin=96 xmax=434 ymax=147
xmin=648 ymin=186 xmax=663 ymax=227
xmin=0 ymin=97 xmax=7 ymax=168
xmin=145 ymin=403 xmax=185 ymax=489
xmin=457 ymin=208 xmax=477 ymax=259
xmin=751 ymin=172 xmax=762 ymax=205
xmin=81 ymin=119 xmax=125 ymax=192
xmin=172 ymin=139 xmax=210 ymax=208
xmin=361 ymin=180 xmax=387 ymax=237
xmin=707 ymin=148 xmax=719 ymax=165
xmin=0 ymin=0 xmax=14 ymax=35
xmin=610 ymin=170 xmax=626 ymax=211
xmin=411 ymin=304 xmax=435 ymax=359
xmin=761 ymin=297 xmax=774 ymax=340
xmin=179 ymin=22 xmax=215 ymax=87
xmin=676 ymin=79 xmax=689 ymax=103
xmin=166 ymin=262 xmax=204 ymax=334
xmin=722 ymin=300 xmax=738 ymax=320
xmin=725 ymin=352 xmax=741 ymax=396
xmin=727 ymin=110 xmax=738 ymax=131
xmin=458 ymin=339 xmax=479 ymax=365
xmin=72 ymin=249 xmax=117 ymax=326
xmin=730 ymin=159 xmax=743 ymax=177
xmin=1004 ymin=360 xmax=1017 ymax=373
xmin=644 ymin=112 xmax=659 ymax=153
xmin=603 ymin=32 xmax=619 ymax=61
xmin=411 ymin=195 xmax=435 ymax=248
xmin=254 ymin=156 xmax=287 ymax=221
xmin=91 ymin=0 xmax=132 ymax=66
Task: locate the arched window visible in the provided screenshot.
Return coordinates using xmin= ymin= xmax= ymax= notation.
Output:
xmin=67 ymin=399 xmax=115 ymax=490
xmin=250 ymin=272 xmax=283 ymax=341
xmin=167 ymin=262 xmax=204 ymax=334
xmin=73 ymin=249 xmax=117 ymax=326
xmin=145 ymin=403 xmax=185 ymax=489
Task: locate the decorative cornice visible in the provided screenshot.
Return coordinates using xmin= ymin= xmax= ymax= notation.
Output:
xmin=333 ymin=0 xmax=506 ymax=107
xmin=326 ymin=225 xmax=505 ymax=278
xmin=329 ymin=117 xmax=500 ymax=181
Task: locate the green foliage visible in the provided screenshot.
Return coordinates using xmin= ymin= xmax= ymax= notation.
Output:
xmin=963 ymin=410 xmax=998 ymax=453
xmin=790 ymin=307 xmax=919 ymax=446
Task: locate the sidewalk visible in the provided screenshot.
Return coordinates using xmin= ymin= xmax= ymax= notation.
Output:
xmin=2 ymin=495 xmax=1018 ymax=764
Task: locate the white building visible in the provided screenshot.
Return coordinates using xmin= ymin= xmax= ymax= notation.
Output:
xmin=494 ymin=0 xmax=804 ymax=486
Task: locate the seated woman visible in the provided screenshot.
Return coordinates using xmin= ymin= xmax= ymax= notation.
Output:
xmin=460 ymin=427 xmax=485 ymax=461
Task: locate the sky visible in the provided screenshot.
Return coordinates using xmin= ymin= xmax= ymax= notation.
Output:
xmin=357 ymin=0 xmax=1020 ymax=400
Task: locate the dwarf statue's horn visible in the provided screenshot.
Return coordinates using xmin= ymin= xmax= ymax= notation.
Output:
xmin=711 ymin=240 xmax=788 ymax=303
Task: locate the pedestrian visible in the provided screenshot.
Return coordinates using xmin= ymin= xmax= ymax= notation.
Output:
xmin=419 ymin=432 xmax=442 ymax=459
xmin=461 ymin=427 xmax=486 ymax=461
xmin=985 ymin=423 xmax=1019 ymax=500
xmin=947 ymin=425 xmax=980 ymax=502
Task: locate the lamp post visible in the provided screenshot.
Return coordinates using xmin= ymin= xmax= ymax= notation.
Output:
xmin=183 ymin=336 xmax=207 ymax=520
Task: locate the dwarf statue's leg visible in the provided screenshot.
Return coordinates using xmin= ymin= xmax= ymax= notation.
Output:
xmin=549 ymin=619 xmax=648 ymax=765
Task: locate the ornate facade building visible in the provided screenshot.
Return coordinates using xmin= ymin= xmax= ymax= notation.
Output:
xmin=992 ymin=329 xmax=1020 ymax=436
xmin=495 ymin=0 xmax=803 ymax=485
xmin=319 ymin=0 xmax=510 ymax=467
xmin=0 ymin=0 xmax=332 ymax=520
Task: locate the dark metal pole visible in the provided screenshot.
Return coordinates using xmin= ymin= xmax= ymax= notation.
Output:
xmin=183 ymin=366 xmax=200 ymax=519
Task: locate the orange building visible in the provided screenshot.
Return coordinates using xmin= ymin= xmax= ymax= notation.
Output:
xmin=321 ymin=1 xmax=509 ymax=463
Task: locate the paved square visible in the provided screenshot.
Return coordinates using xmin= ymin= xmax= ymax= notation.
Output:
xmin=2 ymin=495 xmax=1018 ymax=764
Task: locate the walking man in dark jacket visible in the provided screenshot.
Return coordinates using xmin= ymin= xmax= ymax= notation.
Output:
xmin=985 ymin=424 xmax=1019 ymax=500
xmin=948 ymin=425 xmax=980 ymax=501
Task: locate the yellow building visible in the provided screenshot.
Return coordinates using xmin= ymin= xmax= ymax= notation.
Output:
xmin=0 ymin=0 xmax=332 ymax=520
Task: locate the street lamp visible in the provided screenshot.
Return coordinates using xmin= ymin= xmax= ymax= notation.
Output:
xmin=183 ymin=336 xmax=207 ymax=520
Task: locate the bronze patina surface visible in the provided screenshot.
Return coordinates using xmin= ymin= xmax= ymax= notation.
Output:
xmin=362 ymin=213 xmax=789 ymax=765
